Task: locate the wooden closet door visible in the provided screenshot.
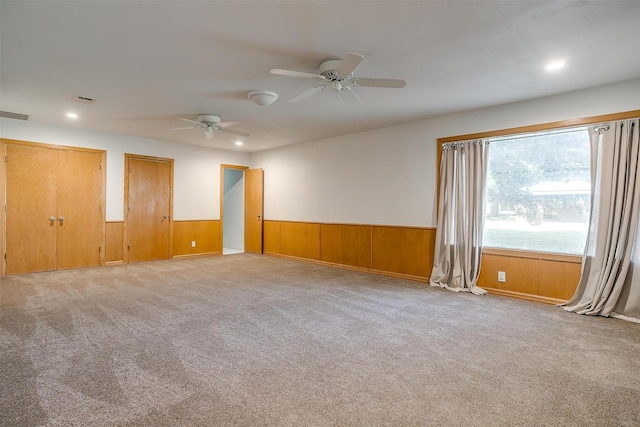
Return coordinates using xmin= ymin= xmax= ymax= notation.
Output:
xmin=126 ymin=157 xmax=172 ymax=262
xmin=57 ymin=150 xmax=102 ymax=270
xmin=5 ymin=144 xmax=58 ymax=274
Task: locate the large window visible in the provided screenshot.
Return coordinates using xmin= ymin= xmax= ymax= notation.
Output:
xmin=483 ymin=128 xmax=590 ymax=255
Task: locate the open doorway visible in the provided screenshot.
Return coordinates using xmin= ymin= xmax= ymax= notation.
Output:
xmin=220 ymin=164 xmax=264 ymax=255
xmin=222 ymin=167 xmax=245 ymax=254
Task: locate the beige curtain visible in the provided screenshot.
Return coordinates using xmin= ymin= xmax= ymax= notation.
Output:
xmin=563 ymin=119 xmax=640 ymax=322
xmin=430 ymin=139 xmax=489 ymax=295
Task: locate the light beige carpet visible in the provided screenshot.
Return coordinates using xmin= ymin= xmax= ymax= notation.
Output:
xmin=1 ymin=254 xmax=639 ymax=426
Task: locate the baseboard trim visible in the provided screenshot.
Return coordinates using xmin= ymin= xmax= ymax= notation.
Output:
xmin=264 ymin=252 xmax=430 ymax=284
xmin=369 ymin=269 xmax=430 ymax=283
xmin=482 ymin=287 xmax=567 ymax=305
xmin=172 ymin=252 xmax=221 ymax=259
xmin=105 ymin=260 xmax=125 ymax=266
xmin=265 ymin=253 xmax=571 ymax=305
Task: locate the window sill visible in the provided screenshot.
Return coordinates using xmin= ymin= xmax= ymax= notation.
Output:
xmin=482 ymin=247 xmax=582 ymax=264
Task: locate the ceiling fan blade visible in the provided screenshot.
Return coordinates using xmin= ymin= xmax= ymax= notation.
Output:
xmin=218 ymin=121 xmax=239 ymax=128
xmin=219 ymin=127 xmax=250 ymax=137
xmin=288 ymin=85 xmax=326 ymax=103
xmin=176 ymin=117 xmax=206 ymax=126
xmin=336 ymin=53 xmax=364 ymax=75
xmin=271 ymin=69 xmax=327 ymax=80
xmin=171 ymin=126 xmax=202 ymax=130
xmin=343 ymin=86 xmax=363 ymax=105
xmin=352 ymin=78 xmax=406 ymax=88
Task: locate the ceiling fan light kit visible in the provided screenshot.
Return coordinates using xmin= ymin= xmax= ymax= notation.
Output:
xmin=204 ymin=126 xmax=215 ymax=139
xmin=248 ymin=90 xmax=278 ymax=106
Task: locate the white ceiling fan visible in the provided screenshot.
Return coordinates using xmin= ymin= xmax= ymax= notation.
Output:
xmin=172 ymin=114 xmax=249 ymax=139
xmin=271 ymin=53 xmax=406 ymax=104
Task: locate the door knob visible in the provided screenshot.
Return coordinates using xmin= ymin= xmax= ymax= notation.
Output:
xmin=50 ymin=216 xmax=56 ymax=221
xmin=59 ymin=216 xmax=65 ymax=222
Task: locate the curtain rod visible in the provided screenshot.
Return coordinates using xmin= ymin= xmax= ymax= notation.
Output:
xmin=487 ymin=122 xmax=613 ymax=142
xmin=486 ymin=124 xmax=595 ymax=143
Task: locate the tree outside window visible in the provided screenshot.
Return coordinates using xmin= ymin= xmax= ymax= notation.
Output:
xmin=484 ymin=129 xmax=590 ymax=254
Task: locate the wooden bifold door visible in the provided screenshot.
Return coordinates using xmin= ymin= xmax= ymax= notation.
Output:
xmin=5 ymin=143 xmax=104 ymax=275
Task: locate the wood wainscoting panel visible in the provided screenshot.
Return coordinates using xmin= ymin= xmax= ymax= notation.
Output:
xmin=479 ymin=249 xmax=581 ymax=301
xmin=280 ymin=222 xmax=320 ymax=260
xmin=264 ymin=221 xmax=281 ymax=255
xmin=173 ymin=220 xmax=221 ymax=257
xmin=479 ymin=253 xmax=540 ymax=296
xmin=264 ymin=220 xmax=578 ymax=304
xmin=320 ymin=224 xmax=372 ymax=269
xmin=538 ymin=259 xmax=581 ymax=300
xmin=105 ymin=222 xmax=124 ymax=263
xmin=371 ymin=226 xmax=435 ymax=278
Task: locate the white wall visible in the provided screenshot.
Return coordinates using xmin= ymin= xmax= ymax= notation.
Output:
xmin=250 ymin=79 xmax=640 ymax=227
xmin=223 ymin=169 xmax=244 ymax=251
xmin=0 ymin=119 xmax=250 ymax=221
xmin=3 ymin=79 xmax=638 ymax=226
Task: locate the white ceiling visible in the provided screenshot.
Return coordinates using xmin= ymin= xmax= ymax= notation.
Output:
xmin=1 ymin=1 xmax=639 ymax=152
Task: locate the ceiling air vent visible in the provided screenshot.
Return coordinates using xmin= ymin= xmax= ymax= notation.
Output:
xmin=0 ymin=111 xmax=30 ymax=121
xmin=73 ymin=95 xmax=95 ymax=104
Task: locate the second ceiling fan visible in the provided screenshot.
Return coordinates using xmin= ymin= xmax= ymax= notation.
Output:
xmin=171 ymin=114 xmax=249 ymax=139
xmin=271 ymin=53 xmax=406 ymax=104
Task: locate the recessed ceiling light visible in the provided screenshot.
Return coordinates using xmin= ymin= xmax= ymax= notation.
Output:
xmin=545 ymin=60 xmax=566 ymax=72
xmin=235 ymin=141 xmax=243 ymax=146
xmin=66 ymin=112 xmax=79 ymax=119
